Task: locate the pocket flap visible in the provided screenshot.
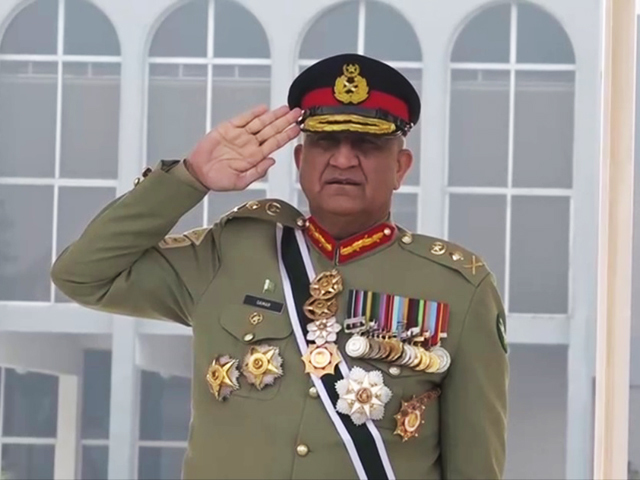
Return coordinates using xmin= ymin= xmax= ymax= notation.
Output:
xmin=219 ymin=304 xmax=292 ymax=342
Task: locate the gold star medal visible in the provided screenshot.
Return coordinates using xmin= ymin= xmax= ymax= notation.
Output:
xmin=206 ymin=355 xmax=240 ymax=401
xmin=241 ymin=344 xmax=283 ymax=390
xmin=335 ymin=367 xmax=392 ymax=425
xmin=393 ymin=388 xmax=441 ymax=441
xmin=302 ymin=343 xmax=342 ymax=377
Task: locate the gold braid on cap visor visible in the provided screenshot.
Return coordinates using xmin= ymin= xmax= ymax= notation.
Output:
xmin=301 ymin=114 xmax=397 ymax=135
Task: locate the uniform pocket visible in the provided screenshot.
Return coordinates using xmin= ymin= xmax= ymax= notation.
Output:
xmin=217 ymin=304 xmax=293 ymax=400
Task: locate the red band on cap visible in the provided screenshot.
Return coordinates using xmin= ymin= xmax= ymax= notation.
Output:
xmin=301 ymin=88 xmax=409 ymax=122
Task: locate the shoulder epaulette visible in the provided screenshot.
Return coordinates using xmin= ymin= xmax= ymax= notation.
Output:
xmin=396 ymin=227 xmax=491 ymax=287
xmin=219 ymin=198 xmax=304 ymax=229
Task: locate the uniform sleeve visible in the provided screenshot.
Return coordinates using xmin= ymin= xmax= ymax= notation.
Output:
xmin=51 ymin=161 xmax=218 ymax=326
xmin=440 ymin=275 xmax=509 ymax=479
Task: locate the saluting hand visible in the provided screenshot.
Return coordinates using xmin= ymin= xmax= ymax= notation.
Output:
xmin=185 ymin=105 xmax=302 ymax=191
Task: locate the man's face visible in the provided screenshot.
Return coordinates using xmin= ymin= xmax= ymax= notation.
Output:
xmin=294 ymin=132 xmax=413 ymax=218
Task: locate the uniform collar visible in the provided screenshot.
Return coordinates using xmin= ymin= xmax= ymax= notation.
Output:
xmin=304 ymin=216 xmax=397 ymax=265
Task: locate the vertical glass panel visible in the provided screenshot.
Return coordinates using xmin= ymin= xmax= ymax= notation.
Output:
xmin=211 ymin=66 xmax=271 ymax=128
xmin=448 ymin=70 xmax=509 ymax=187
xmin=504 ymin=345 xmax=567 ymax=479
xmin=81 ymin=445 xmax=108 ymax=480
xmin=81 ymin=350 xmax=112 ymax=439
xmin=61 ymin=63 xmax=120 ymax=178
xmin=510 ymin=196 xmax=570 ymax=314
xmin=391 ymin=192 xmax=418 ymax=232
xmin=64 ymin=0 xmax=120 ymax=56
xmin=299 ymin=1 xmax=358 ymax=59
xmin=171 ymin=202 xmax=205 ymax=234
xmin=451 ymin=4 xmax=511 ymax=63
xmin=3 ymin=369 xmax=58 ymax=437
xmin=398 ymin=68 xmax=421 ymax=187
xmin=1 ymin=444 xmax=55 ymax=480
xmin=364 ymin=1 xmax=421 ymax=62
xmin=56 ymin=187 xmax=116 ymax=301
xmin=139 ymin=372 xmax=191 ymax=441
xmin=448 ymin=194 xmax=507 ymax=294
xmin=138 ymin=447 xmax=186 ymax=480
xmin=207 ymin=189 xmax=267 ymax=224
xmin=0 ymin=186 xmax=53 ymax=301
xmin=147 ymin=64 xmax=206 ymax=166
xmin=0 ymin=61 xmax=57 ymax=177
xmin=149 ymin=0 xmax=208 ymax=58
xmin=0 ymin=0 xmax=58 ymax=54
xmin=213 ymin=0 xmax=269 ymax=58
xmin=516 ymin=3 xmax=575 ymax=64
xmin=513 ymin=71 xmax=574 ymax=189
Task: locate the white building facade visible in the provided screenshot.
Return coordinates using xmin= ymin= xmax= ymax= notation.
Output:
xmin=0 ymin=0 xmax=621 ymax=478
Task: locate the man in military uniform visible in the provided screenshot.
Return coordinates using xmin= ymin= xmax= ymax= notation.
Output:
xmin=52 ymin=54 xmax=508 ymax=479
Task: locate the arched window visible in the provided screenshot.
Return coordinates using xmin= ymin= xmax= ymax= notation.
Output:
xmin=0 ymin=0 xmax=121 ymax=305
xmin=447 ymin=1 xmax=575 ymax=315
xmin=146 ymin=0 xmax=271 ymax=235
xmin=296 ymin=0 xmax=422 ymax=231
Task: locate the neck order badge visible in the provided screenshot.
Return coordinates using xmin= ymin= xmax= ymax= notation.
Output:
xmin=276 ymin=225 xmax=396 ymax=480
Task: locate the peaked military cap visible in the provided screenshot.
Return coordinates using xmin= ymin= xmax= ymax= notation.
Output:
xmin=288 ymin=53 xmax=420 ymax=136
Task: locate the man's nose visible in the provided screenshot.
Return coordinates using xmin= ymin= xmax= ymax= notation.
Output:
xmin=328 ymin=142 xmax=359 ymax=168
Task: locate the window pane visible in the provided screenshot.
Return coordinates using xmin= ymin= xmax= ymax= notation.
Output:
xmin=211 ymin=66 xmax=271 ymax=128
xmin=448 ymin=194 xmax=507 ymax=294
xmin=513 ymin=71 xmax=574 ymax=189
xmin=391 ymin=192 xmax=418 ymax=232
xmin=81 ymin=445 xmax=108 ymax=480
xmin=81 ymin=350 xmax=111 ymax=439
xmin=3 ymin=369 xmax=58 ymax=437
xmin=171 ymin=202 xmax=205 ymax=234
xmin=299 ymin=1 xmax=358 ymax=59
xmin=0 ymin=186 xmax=53 ymax=301
xmin=207 ymin=190 xmax=267 ymax=224
xmin=516 ymin=3 xmax=575 ymax=64
xmin=2 ymin=444 xmax=55 ymax=480
xmin=60 ymin=63 xmax=120 ymax=178
xmin=147 ymin=64 xmax=206 ymax=166
xmin=56 ymin=188 xmax=116 ymax=301
xmin=0 ymin=61 xmax=57 ymax=177
xmin=364 ymin=1 xmax=420 ymax=62
xmin=0 ymin=0 xmax=57 ymax=55
xmin=504 ymin=345 xmax=567 ymax=479
xmin=510 ymin=196 xmax=569 ymax=314
xmin=451 ymin=4 xmax=511 ymax=63
xmin=398 ymin=68 xmax=421 ymax=187
xmin=138 ymin=447 xmax=186 ymax=480
xmin=213 ymin=0 xmax=269 ymax=58
xmin=149 ymin=0 xmax=207 ymax=58
xmin=448 ymin=70 xmax=509 ymax=187
xmin=139 ymin=372 xmax=191 ymax=441
xmin=64 ymin=0 xmax=120 ymax=56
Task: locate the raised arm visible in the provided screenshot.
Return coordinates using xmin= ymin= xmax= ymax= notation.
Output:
xmin=51 ymin=105 xmax=301 ymax=326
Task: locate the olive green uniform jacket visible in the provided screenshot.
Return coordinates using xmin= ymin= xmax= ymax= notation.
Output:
xmin=51 ymin=160 xmax=509 ymax=480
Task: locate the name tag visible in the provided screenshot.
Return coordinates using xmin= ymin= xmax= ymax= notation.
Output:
xmin=243 ymin=295 xmax=284 ymax=314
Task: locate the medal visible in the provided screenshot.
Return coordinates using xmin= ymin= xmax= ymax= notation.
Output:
xmin=302 ymin=343 xmax=342 ymax=377
xmin=206 ymin=355 xmax=240 ymax=401
xmin=241 ymin=344 xmax=283 ymax=390
xmin=306 ymin=317 xmax=341 ymax=345
xmin=335 ymin=367 xmax=392 ymax=425
xmin=393 ymin=388 xmax=441 ymax=441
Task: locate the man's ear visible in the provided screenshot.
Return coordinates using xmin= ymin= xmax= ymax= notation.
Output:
xmin=294 ymin=144 xmax=303 ymax=170
xmin=394 ymin=149 xmax=413 ymax=190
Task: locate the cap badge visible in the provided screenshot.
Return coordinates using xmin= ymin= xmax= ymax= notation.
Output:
xmin=334 ymin=64 xmax=369 ymax=105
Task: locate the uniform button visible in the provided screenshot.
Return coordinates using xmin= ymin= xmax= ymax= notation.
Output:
xmin=389 ymin=366 xmax=402 ymax=376
xmin=308 ymin=386 xmax=318 ymax=398
xmin=296 ymin=444 xmax=309 ymax=457
xmin=243 ymin=333 xmax=255 ymax=342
